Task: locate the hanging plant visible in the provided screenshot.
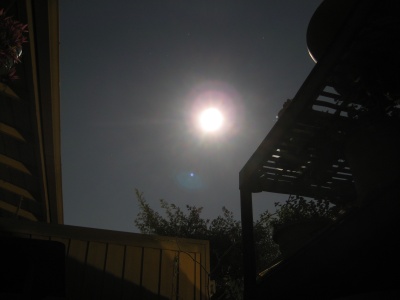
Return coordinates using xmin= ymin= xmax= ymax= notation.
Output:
xmin=0 ymin=8 xmax=28 ymax=82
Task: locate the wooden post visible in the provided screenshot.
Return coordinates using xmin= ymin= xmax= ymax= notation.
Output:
xmin=240 ymin=189 xmax=256 ymax=300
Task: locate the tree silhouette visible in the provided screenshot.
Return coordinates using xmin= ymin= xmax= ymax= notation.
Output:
xmin=134 ymin=189 xmax=280 ymax=300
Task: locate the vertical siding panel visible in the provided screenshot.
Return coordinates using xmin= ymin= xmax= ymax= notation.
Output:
xmin=142 ymin=247 xmax=161 ymax=297
xmin=179 ymin=251 xmax=195 ymax=300
xmin=102 ymin=244 xmax=125 ymax=299
xmin=159 ymin=250 xmax=178 ymax=299
xmin=122 ymin=246 xmax=142 ymax=299
xmin=195 ymin=253 xmax=202 ymax=300
xmin=81 ymin=241 xmax=107 ymax=299
xmin=67 ymin=239 xmax=87 ymax=299
xmin=198 ymin=244 xmax=209 ymax=300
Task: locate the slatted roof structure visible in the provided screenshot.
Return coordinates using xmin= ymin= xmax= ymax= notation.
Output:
xmin=239 ymin=0 xmax=400 ymax=298
xmin=239 ymin=81 xmax=357 ymax=204
xmin=0 ymin=0 xmax=62 ymax=223
xmin=240 ymin=0 xmax=400 ymax=203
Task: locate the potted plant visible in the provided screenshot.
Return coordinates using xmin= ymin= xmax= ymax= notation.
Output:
xmin=0 ymin=8 xmax=28 ymax=82
xmin=267 ymin=195 xmax=339 ymax=257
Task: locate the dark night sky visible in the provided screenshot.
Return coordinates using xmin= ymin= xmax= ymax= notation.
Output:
xmin=59 ymin=0 xmax=323 ymax=232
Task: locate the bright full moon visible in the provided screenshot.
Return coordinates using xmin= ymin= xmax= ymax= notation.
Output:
xmin=199 ymin=108 xmax=223 ymax=132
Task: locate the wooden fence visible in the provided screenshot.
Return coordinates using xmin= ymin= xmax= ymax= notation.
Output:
xmin=0 ymin=218 xmax=210 ymax=299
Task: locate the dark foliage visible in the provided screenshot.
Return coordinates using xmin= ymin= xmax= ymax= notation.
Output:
xmin=134 ymin=190 xmax=340 ymax=299
xmin=134 ymin=189 xmax=280 ymax=300
xmin=0 ymin=8 xmax=28 ymax=81
xmin=269 ymin=195 xmax=339 ymax=227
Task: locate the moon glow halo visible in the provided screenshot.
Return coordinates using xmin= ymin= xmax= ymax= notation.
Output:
xmin=199 ymin=108 xmax=224 ymax=132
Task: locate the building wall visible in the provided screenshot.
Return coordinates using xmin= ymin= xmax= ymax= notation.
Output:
xmin=0 ymin=218 xmax=210 ymax=299
xmin=0 ymin=0 xmax=64 ymax=224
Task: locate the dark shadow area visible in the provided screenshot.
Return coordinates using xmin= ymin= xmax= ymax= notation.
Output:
xmin=0 ymin=236 xmax=170 ymax=300
xmin=0 ymin=222 xmax=204 ymax=300
xmin=0 ymin=237 xmax=65 ymax=299
xmin=255 ymin=186 xmax=400 ymax=299
xmin=66 ymin=256 xmax=169 ymax=300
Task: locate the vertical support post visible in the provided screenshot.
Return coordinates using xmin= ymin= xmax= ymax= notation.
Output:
xmin=240 ymin=189 xmax=256 ymax=300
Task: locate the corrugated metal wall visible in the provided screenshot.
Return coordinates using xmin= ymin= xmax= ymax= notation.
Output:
xmin=0 ymin=218 xmax=210 ymax=299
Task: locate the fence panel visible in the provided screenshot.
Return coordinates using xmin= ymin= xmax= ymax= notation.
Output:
xmin=160 ymin=249 xmax=178 ymax=299
xmin=103 ymin=243 xmax=125 ymax=299
xmin=0 ymin=218 xmax=210 ymax=299
xmin=66 ymin=239 xmax=87 ymax=299
xmin=122 ymin=245 xmax=143 ymax=299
